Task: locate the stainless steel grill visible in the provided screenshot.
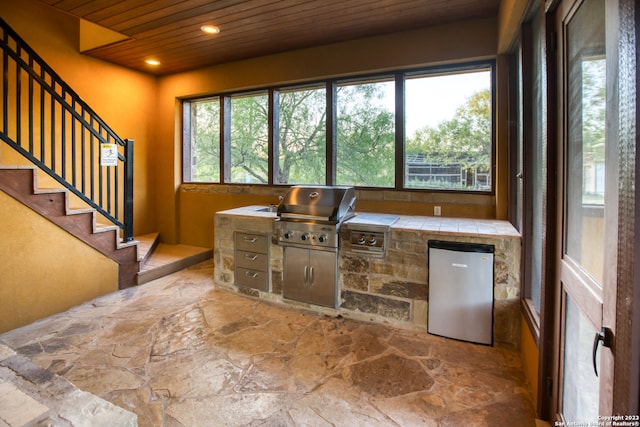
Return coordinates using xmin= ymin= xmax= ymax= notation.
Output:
xmin=275 ymin=186 xmax=356 ymax=249
xmin=275 ymin=185 xmax=355 ymax=308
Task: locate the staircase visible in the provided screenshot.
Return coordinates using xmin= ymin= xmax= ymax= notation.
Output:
xmin=0 ymin=17 xmax=212 ymax=289
xmin=0 ymin=166 xmax=212 ymax=288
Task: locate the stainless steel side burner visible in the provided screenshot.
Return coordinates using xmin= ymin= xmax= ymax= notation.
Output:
xmin=344 ymin=213 xmax=399 ymax=256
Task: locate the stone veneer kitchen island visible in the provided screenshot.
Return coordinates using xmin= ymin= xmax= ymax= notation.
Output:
xmin=214 ymin=206 xmax=522 ymax=349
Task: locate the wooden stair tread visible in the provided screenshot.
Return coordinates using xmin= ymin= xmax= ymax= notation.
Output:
xmin=136 ymin=232 xmax=160 ymax=263
xmin=137 ymin=243 xmax=212 ymax=285
xmin=33 ymin=188 xmax=67 ymax=193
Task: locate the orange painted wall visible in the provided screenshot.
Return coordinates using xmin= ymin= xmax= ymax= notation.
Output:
xmin=158 ymin=17 xmax=504 ymax=246
xmin=0 ymin=191 xmax=118 ymax=333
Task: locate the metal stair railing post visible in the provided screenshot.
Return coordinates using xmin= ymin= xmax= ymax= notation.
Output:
xmin=124 ymin=139 xmax=134 ymax=242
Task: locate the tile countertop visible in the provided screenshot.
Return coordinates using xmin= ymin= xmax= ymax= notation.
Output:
xmin=216 ymin=205 xmax=278 ymax=217
xmin=392 ymin=215 xmax=521 ymax=238
xmin=217 ymin=206 xmax=521 ymax=239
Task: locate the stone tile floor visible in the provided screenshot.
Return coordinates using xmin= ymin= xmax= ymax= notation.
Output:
xmin=0 ymin=260 xmax=536 ymax=426
xmin=0 ymin=343 xmax=136 ymax=426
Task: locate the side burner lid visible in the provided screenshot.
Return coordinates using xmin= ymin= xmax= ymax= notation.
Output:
xmin=344 ymin=213 xmax=400 ymax=232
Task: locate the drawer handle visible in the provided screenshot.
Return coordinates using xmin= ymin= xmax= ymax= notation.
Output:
xmin=245 ymin=271 xmax=259 ymax=279
xmin=243 ymin=236 xmax=258 ymax=243
xmin=244 ymin=254 xmax=259 ymax=261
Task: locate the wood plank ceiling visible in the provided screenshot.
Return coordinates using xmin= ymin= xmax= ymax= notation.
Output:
xmin=39 ymin=0 xmax=500 ymax=75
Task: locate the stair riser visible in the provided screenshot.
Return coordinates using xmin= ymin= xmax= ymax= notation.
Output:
xmin=0 ymin=167 xmax=139 ymax=289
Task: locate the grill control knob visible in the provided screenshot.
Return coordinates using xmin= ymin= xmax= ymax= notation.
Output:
xmin=318 ymin=234 xmax=328 ymax=243
xmin=283 ymin=231 xmax=293 ymax=239
xmin=358 ymin=234 xmax=366 ymax=245
xmin=367 ymin=235 xmax=377 ymax=246
xmin=301 ymin=232 xmax=310 ymax=241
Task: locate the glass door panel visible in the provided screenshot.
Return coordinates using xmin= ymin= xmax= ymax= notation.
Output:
xmin=562 ymin=292 xmax=600 ymax=422
xmin=564 ymin=0 xmax=606 ymax=284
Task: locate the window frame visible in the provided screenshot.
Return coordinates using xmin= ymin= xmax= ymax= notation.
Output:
xmin=335 ymin=75 xmax=397 ymax=188
xmin=182 ymin=96 xmax=221 ymax=183
xmin=402 ymin=64 xmax=495 ymax=192
xmin=182 ymin=60 xmax=496 ymax=194
xmin=226 ymin=90 xmax=270 ymax=184
xmin=275 ymin=83 xmax=328 ymax=185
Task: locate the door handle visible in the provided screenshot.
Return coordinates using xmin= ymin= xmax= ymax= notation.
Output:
xmin=309 ymin=266 xmax=315 ymax=287
xmin=592 ymin=326 xmax=613 ymax=377
xmin=244 ymin=254 xmax=259 ymax=261
xmin=304 ymin=265 xmax=309 ymax=287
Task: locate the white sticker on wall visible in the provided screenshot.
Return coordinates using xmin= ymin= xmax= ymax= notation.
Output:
xmin=100 ymin=143 xmax=118 ymax=166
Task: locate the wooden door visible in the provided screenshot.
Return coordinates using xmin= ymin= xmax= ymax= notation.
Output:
xmin=554 ymin=0 xmax=615 ymax=421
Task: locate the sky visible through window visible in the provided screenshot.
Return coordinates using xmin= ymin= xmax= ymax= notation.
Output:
xmin=388 ymin=71 xmax=491 ymax=135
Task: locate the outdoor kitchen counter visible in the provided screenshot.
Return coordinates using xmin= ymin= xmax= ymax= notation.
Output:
xmin=214 ymin=207 xmax=522 ymax=349
xmin=390 ymin=215 xmax=520 ymax=237
xmin=215 ymin=206 xmax=520 ymax=237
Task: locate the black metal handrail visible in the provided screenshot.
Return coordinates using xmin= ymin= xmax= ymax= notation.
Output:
xmin=0 ymin=18 xmax=133 ymax=242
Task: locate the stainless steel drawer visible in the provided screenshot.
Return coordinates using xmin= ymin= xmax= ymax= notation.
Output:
xmin=236 ymin=267 xmax=268 ymax=291
xmin=235 ymin=232 xmax=269 ymax=253
xmin=235 ymin=250 xmax=269 ymax=271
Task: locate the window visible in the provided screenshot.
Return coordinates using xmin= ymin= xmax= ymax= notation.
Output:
xmin=515 ymin=4 xmax=545 ymax=334
xmin=277 ymin=85 xmax=326 ymax=185
xmin=336 ymin=78 xmax=395 ymax=187
xmin=404 ymin=69 xmax=492 ymax=191
xmin=182 ymin=61 xmax=494 ymax=191
xmin=184 ymin=97 xmax=220 ymax=182
xmin=565 ymin=53 xmax=606 ymax=283
xmin=229 ymin=92 xmax=269 ymax=184
xmin=579 ymin=57 xmax=606 ymax=206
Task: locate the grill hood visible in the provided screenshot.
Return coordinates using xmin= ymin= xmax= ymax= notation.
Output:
xmin=277 ymin=186 xmax=356 ymax=223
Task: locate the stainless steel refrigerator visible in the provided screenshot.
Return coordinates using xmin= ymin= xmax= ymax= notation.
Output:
xmin=428 ymin=240 xmax=494 ymax=345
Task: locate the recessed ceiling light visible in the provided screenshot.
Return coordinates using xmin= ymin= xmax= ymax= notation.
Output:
xmin=200 ymin=25 xmax=220 ymax=34
xmin=145 ymin=59 xmax=161 ymax=66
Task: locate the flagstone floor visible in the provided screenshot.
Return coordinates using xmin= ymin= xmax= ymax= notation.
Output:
xmin=0 ymin=260 xmax=536 ymax=426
